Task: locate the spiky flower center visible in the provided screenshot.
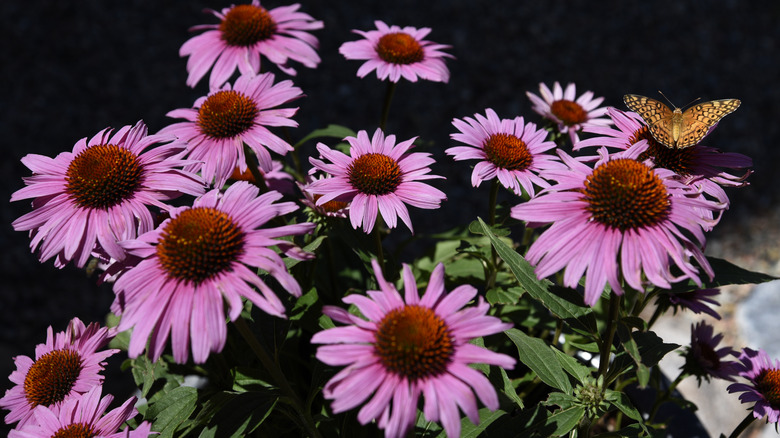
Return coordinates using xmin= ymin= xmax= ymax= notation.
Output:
xmin=550 ymin=100 xmax=588 ymax=126
xmin=24 ymin=349 xmax=82 ymax=408
xmin=629 ymin=127 xmax=694 ymax=176
xmin=197 ymin=90 xmax=259 ymax=139
xmin=376 ymin=32 xmax=424 ymax=65
xmin=156 ymin=207 xmax=245 ymax=285
xmin=347 ymin=153 xmax=402 ymax=195
xmin=65 ymin=144 xmax=143 ymax=209
xmin=755 ymin=368 xmax=780 ymax=408
xmin=483 ymin=133 xmax=533 ymax=171
xmin=582 ymin=158 xmax=670 ymax=232
xmin=374 ymin=305 xmax=454 ymax=380
xmin=219 ymin=4 xmax=277 ymax=47
xmin=52 ymin=423 xmax=97 ymax=438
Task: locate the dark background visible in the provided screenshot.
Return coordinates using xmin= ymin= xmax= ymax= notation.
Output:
xmin=2 ymin=0 xmax=778 ymax=434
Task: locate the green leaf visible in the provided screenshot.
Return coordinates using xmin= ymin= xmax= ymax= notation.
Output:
xmin=609 ymin=331 xmax=679 ymax=383
xmin=289 ymin=287 xmax=319 ymax=322
xmin=486 ymin=286 xmax=525 ymax=305
xmin=498 ymin=366 xmax=524 ymax=408
xmin=130 ymin=356 xmax=171 ymax=399
xmin=633 ymin=331 xmax=680 ymax=368
xmin=707 ymin=256 xmax=778 ymax=286
xmin=604 ymin=390 xmax=646 ymax=431
xmin=147 ymin=386 xmax=198 ymax=438
xmin=545 ymin=392 xmax=578 ymax=410
xmin=475 ymin=217 xmax=597 ymax=335
xmin=231 ymin=366 xmax=273 ymax=391
xmin=553 ymin=349 xmax=593 ymax=383
xmin=292 ymin=124 xmax=356 ymax=149
xmin=506 ymin=329 xmax=572 ymax=393
xmin=617 ymin=323 xmax=642 ymax=367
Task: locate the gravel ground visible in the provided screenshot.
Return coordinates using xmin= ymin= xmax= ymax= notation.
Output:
xmin=1 ymin=1 xmax=778 ymax=436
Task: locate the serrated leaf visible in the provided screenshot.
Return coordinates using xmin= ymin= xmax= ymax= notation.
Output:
xmin=553 ymin=349 xmax=593 ymax=383
xmin=506 ymin=329 xmax=572 ymax=393
xmin=604 ymin=390 xmax=648 ymax=434
xmin=130 ymin=356 xmax=171 ymax=399
xmin=486 ymin=286 xmax=525 ymax=305
xmin=604 ymin=390 xmax=639 ymax=421
xmin=545 ymin=392 xmax=578 ymax=410
xmin=292 ymin=124 xmax=356 ymax=149
xmin=475 ymin=218 xmax=597 ymax=335
xmin=148 ymin=386 xmax=198 ymax=438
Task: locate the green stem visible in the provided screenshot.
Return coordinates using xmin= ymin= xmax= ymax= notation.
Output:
xmin=379 ymin=81 xmax=398 ymax=131
xmin=373 ymin=218 xmax=385 ymax=272
xmin=728 ymin=411 xmax=757 ymax=438
xmin=233 ymin=316 xmax=321 ymax=438
xmin=488 ymin=179 xmax=499 ymax=226
xmin=598 ymin=294 xmax=622 ymax=381
xmin=485 ymin=180 xmax=501 ymax=290
xmin=243 ymin=144 xmax=268 ymax=192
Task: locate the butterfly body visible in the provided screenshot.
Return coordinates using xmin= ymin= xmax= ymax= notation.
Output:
xmin=623 ymin=94 xmax=741 ymax=149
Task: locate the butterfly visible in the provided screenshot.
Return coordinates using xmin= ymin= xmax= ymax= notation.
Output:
xmin=623 ymin=93 xmax=741 ymax=149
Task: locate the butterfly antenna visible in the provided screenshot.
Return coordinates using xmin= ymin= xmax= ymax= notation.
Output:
xmin=658 ymin=90 xmax=701 ymax=110
xmin=657 ymin=90 xmax=677 ymax=108
xmin=681 ymin=96 xmax=702 ymax=110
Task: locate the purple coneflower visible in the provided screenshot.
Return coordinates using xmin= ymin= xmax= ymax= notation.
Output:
xmin=682 ymin=322 xmax=741 ymax=383
xmin=447 ymin=108 xmax=564 ymax=196
xmin=8 ymin=386 xmax=151 ymax=438
xmin=11 ymin=121 xmax=205 ymax=268
xmin=111 ymin=181 xmax=314 ymax=364
xmin=728 ymin=348 xmax=780 ymax=424
xmin=181 ymin=0 xmax=323 ymax=88
xmin=307 ymin=129 xmax=446 ymax=234
xmin=312 ymin=260 xmax=515 ymax=438
xmin=526 ymin=81 xmax=611 ymax=145
xmin=340 ymin=20 xmax=452 ymax=83
xmin=160 ymin=72 xmax=302 ymax=188
xmin=0 ymin=318 xmax=118 ymax=427
xmin=510 ymin=145 xmax=725 ymax=306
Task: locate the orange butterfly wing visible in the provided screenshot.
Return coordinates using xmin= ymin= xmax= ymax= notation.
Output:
xmin=678 ymin=99 xmax=742 ymax=148
xmin=623 ymin=94 xmax=676 ymax=148
xmin=624 ymin=95 xmax=741 ymax=149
